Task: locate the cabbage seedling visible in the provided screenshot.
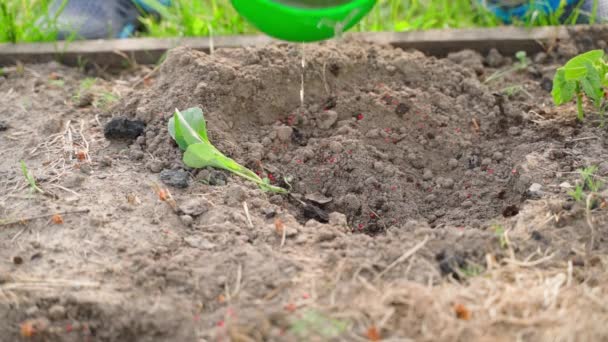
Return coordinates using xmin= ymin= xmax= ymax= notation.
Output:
xmin=168 ymin=107 xmax=287 ymax=193
xmin=552 ymin=49 xmax=607 ymax=122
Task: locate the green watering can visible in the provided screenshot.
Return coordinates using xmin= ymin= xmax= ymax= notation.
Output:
xmin=230 ymin=0 xmax=377 ymax=42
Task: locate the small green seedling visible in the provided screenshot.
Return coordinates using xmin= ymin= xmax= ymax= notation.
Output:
xmin=568 ymin=166 xmax=604 ymax=203
xmin=290 ymin=309 xmax=348 ymax=339
xmin=20 ymin=161 xmax=43 ymax=194
xmin=484 ymin=51 xmax=530 ymax=84
xmin=492 ymin=224 xmax=508 ymax=249
xmin=552 ymin=49 xmax=608 ymax=122
xmin=168 ymin=107 xmax=287 ymax=193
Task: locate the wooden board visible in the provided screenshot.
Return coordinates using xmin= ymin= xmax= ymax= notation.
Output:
xmin=0 ymin=25 xmax=596 ymax=68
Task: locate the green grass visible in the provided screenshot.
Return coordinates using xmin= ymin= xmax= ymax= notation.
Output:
xmin=0 ymin=0 xmax=599 ymax=44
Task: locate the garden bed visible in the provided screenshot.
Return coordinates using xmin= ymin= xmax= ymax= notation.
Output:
xmin=1 ymin=27 xmax=608 ymax=341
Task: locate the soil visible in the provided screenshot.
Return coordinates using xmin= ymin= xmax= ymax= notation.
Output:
xmin=1 ymin=32 xmax=608 ymax=342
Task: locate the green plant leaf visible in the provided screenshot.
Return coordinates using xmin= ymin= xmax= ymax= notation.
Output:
xmin=563 ymin=49 xmax=604 ymax=80
xmin=168 ymin=107 xmax=208 ymax=150
xmin=552 ymin=69 xmax=576 ymax=105
xmin=580 ymin=62 xmax=604 ymax=107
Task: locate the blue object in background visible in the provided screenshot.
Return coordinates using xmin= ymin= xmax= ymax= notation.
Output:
xmin=49 ymin=0 xmax=170 ymax=40
xmin=482 ymin=0 xmax=579 ymax=22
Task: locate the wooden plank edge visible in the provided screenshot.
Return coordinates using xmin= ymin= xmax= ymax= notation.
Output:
xmin=0 ymin=25 xmax=586 ymax=68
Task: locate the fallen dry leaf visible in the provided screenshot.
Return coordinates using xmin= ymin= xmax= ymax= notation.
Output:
xmin=454 ymin=303 xmax=471 ymax=320
xmin=51 ymin=214 xmax=64 ymax=224
xmin=274 ymin=218 xmax=284 ymax=235
xmin=366 ymin=326 xmax=381 ymax=341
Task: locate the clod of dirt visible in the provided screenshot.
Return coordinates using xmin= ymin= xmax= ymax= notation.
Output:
xmin=48 ymin=305 xmax=66 ymax=320
xmin=76 ymin=92 xmax=94 ymax=108
xmin=485 ymin=48 xmax=505 ymax=68
xmin=0 ymin=121 xmax=8 ymax=131
xmin=275 ymin=125 xmax=293 ymax=142
xmin=160 ymin=169 xmax=190 ymax=188
xmin=527 ymin=183 xmax=543 ymax=199
xmin=178 ymin=198 xmax=211 ymax=216
xmin=104 ymin=117 xmax=146 ymax=140
xmin=435 ymin=250 xmax=467 ymax=280
xmin=302 ymin=202 xmax=329 ymax=223
xmin=12 ymin=256 xmax=23 ymax=265
xmin=316 ymin=110 xmax=338 ymax=129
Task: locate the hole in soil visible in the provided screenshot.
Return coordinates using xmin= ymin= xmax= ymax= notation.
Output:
xmin=131 ymin=44 xmax=534 ymax=234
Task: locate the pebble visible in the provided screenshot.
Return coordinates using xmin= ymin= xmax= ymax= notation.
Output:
xmin=208 ymin=170 xmax=228 ymax=186
xmin=328 ymin=212 xmax=348 ymax=228
xmin=422 ymin=169 xmax=433 ymax=181
xmin=225 ymin=185 xmax=246 ymax=205
xmin=341 ymin=193 xmax=361 ymax=211
xmin=179 ymin=215 xmax=194 ymax=226
xmin=274 ymin=125 xmax=293 ymax=142
xmin=508 ymin=127 xmax=521 ymax=136
xmin=365 ymin=128 xmax=380 ymax=139
xmin=438 ymin=177 xmax=455 ymax=189
xmin=13 ymin=256 xmax=23 ymax=265
xmin=492 ymin=152 xmax=504 ymax=162
xmin=461 ymin=200 xmax=473 ymax=208
xmin=448 ymin=158 xmax=458 ymax=169
xmin=329 ymin=141 xmax=343 ymax=153
xmin=179 ymin=198 xmax=211 ymax=216
xmin=373 ymin=161 xmax=384 ymax=171
xmin=25 ymin=306 xmax=39 ymax=316
xmin=147 ymin=160 xmax=164 ymax=173
xmin=317 ymin=110 xmax=338 ymax=130
xmin=100 ymin=156 xmax=113 ymax=167
xmin=481 ymin=158 xmax=492 ymax=167
xmin=527 ymin=183 xmax=543 ymax=198
xmin=160 ymin=169 xmax=190 ymax=188
xmin=129 ymin=149 xmax=144 ymax=161
xmin=184 ymin=236 xmax=216 ymax=250
xmin=48 ymin=305 xmax=67 ymax=320
xmin=63 ymin=174 xmax=86 ymax=189
xmin=103 ymin=117 xmax=146 ymax=140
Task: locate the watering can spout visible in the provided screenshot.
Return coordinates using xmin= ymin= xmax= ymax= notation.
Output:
xmin=230 ymin=0 xmax=376 ymax=42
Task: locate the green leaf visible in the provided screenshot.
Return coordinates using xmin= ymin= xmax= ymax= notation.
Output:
xmin=168 ymin=107 xmax=208 ymax=150
xmin=563 ymin=49 xmax=604 ymax=81
xmin=183 ymin=143 xmax=227 ymax=169
xmin=552 ymin=69 xmax=576 ymax=105
xmin=580 ymin=62 xmax=604 ymax=107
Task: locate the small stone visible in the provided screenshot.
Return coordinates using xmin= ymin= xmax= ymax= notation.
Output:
xmin=317 ymin=110 xmax=338 ymax=130
xmin=0 ymin=121 xmax=9 ymax=131
xmin=79 ymin=164 xmax=93 ymax=175
xmin=492 ymin=152 xmax=504 ymax=162
xmin=13 ymin=256 xmax=23 ymax=265
xmin=425 ymin=194 xmax=437 ymax=202
xmin=48 ymin=305 xmax=66 ymax=320
xmin=448 ymin=158 xmax=458 ymax=169
xmin=274 ymin=125 xmax=293 ymax=142
xmin=226 ymin=185 xmax=246 ymax=205
xmin=63 ymin=174 xmax=86 ymax=189
xmin=341 ymin=193 xmax=361 ymax=211
xmin=76 ymin=92 xmax=94 ymax=108
xmin=461 ymin=200 xmax=473 ymax=209
xmin=365 ymin=129 xmax=380 ymax=139
xmin=179 ymin=215 xmax=194 ymax=226
xmin=329 ymin=141 xmax=343 ymax=153
xmin=486 ymin=48 xmax=505 ymax=68
xmin=184 ymin=236 xmax=216 ymax=250
xmin=100 ymin=156 xmax=113 ymax=167
xmin=208 ymin=170 xmax=228 ymax=186
xmin=422 ymin=169 xmax=433 ymax=181
xmin=439 ymin=177 xmax=455 ymax=189
xmin=103 ymin=117 xmax=146 ymax=140
xmin=179 ymin=198 xmax=211 ymax=216
xmin=262 ymin=207 xmax=276 ymax=219
xmin=261 ymin=137 xmax=272 ymax=146
xmin=25 ymin=306 xmax=39 ymax=316
xmin=269 ymin=195 xmax=283 ymax=205
xmin=373 ymin=161 xmax=384 ymax=171
xmin=147 ymin=160 xmax=164 ymax=173
xmin=129 ymin=149 xmax=144 ymax=161
xmin=508 ymin=127 xmax=521 ymax=136
xmin=481 ymin=158 xmax=492 ymax=167
xmin=328 ymin=212 xmax=348 ymax=227
xmin=160 ymin=169 xmax=190 ymax=188
xmin=534 ymin=52 xmax=548 ymax=64
xmin=528 ymin=183 xmax=543 ymax=198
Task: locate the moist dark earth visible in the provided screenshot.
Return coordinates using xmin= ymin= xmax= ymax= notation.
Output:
xmin=1 ymin=30 xmax=608 ymax=342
